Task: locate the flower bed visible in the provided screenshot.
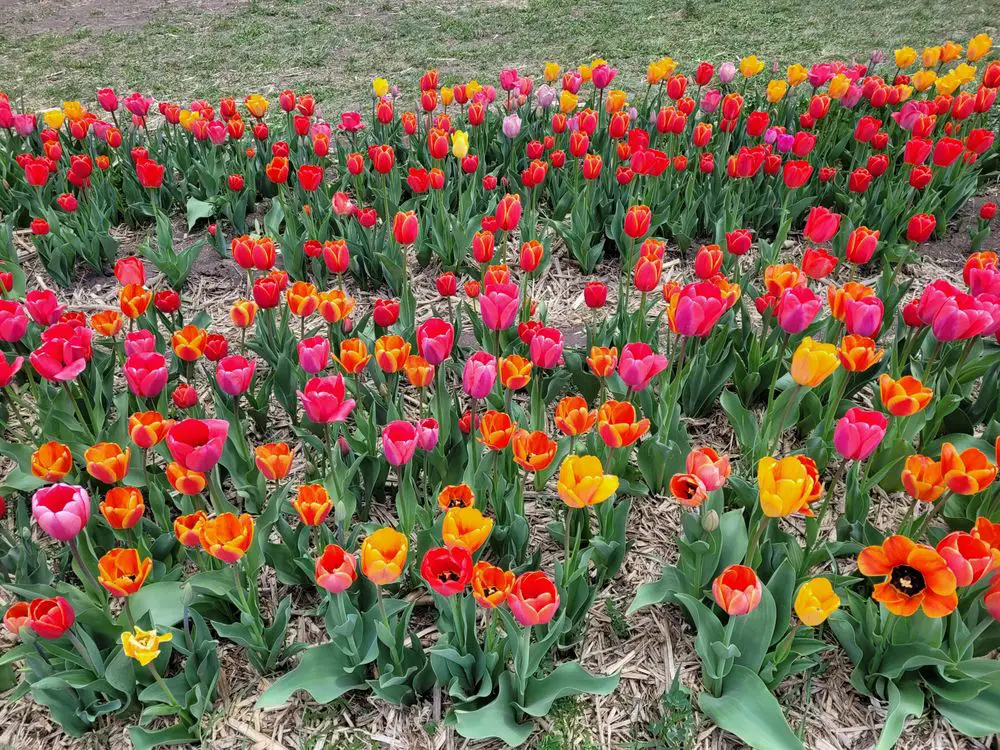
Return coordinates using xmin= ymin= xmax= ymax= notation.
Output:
xmin=1 ymin=34 xmax=1000 ymax=750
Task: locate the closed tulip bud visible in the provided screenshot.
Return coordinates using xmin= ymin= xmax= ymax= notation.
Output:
xmin=794 ymin=578 xmax=840 ymax=626
xmin=790 ymin=337 xmax=839 ymax=387
xmin=584 ymin=281 xmax=608 ymax=308
xmin=907 ymin=213 xmax=937 ymax=243
xmin=713 ymin=564 xmax=762 ymax=616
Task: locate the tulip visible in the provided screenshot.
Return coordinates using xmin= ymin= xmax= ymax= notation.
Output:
xmin=838 ymin=335 xmax=883 ymax=372
xmin=3 ymin=601 xmax=30 ymax=635
xmin=374 ymin=335 xmax=411 ymax=374
xmin=757 ymin=455 xmax=822 ymax=517
xmin=416 ymin=318 xmax=454 ymax=364
xmin=617 ymin=342 xmax=668 ymax=391
xmin=803 ymin=206 xmax=841 ymax=244
xmin=472 ymin=562 xmax=515 ymax=608
xmin=0 ymin=300 xmax=29 ymax=343
xmin=511 ymin=430 xmax=558 ymax=472
xmin=84 ymin=442 xmax=130 ymax=484
xmin=441 ymin=506 xmax=494 ymax=553
xmin=669 ymin=473 xmax=708 ymax=507
xmin=529 ymin=327 xmax=564 ymax=369
xmin=24 ymin=290 xmax=65 ymax=326
xmin=30 ymin=340 xmax=87 ymax=382
xmin=31 ymin=441 xmax=73 ymax=482
xmin=834 ymin=408 xmax=887 ymax=461
xmin=28 ymin=597 xmax=75 ymax=639
xmin=668 ymin=281 xmax=728 ymax=337
xmin=297 ymin=336 xmax=330 ymax=374
xmin=498 ymin=354 xmax=532 ymax=390
xmin=508 ymin=571 xmax=560 ymax=626
xmin=478 ymin=410 xmax=517 ymax=451
xmin=794 ymin=578 xmax=840 ymax=626
xmin=438 ymin=484 xmax=476 ymax=511
xmin=557 ymin=454 xmax=619 ymax=508
xmin=216 ymin=355 xmax=256 ymax=396
xmin=97 ymin=548 xmax=152 ymax=597
xmin=361 ymin=527 xmax=408 ymax=585
xmin=845 ymin=227 xmax=879 ymax=264
xmin=100 ymin=487 xmax=144 ymax=529
xmin=790 ymin=337 xmax=839 ymax=387
xmin=774 ymin=287 xmax=821 ymax=334
xmin=623 ymin=205 xmax=651 ymax=239
xmin=597 ymin=400 xmax=650 ymax=448
xmin=879 ymin=374 xmax=932 ymax=416
xmin=941 ymin=443 xmax=997 ymax=495
xmin=198 ymin=512 xmax=254 ymax=563
xmin=292 ymin=484 xmax=333 ymax=526
xmin=686 ymin=447 xmax=731 ymax=491
xmin=255 ymin=442 xmax=292 ymax=481
xmin=166 ymin=419 xmax=229 ymax=473
xmin=121 ymin=626 xmax=173 ymax=666
xmin=857 ymin=535 xmax=957 ymax=618
xmin=901 ymin=455 xmax=946 ymax=503
xmin=907 ymin=213 xmax=937 ymax=243
xmin=462 ymin=351 xmax=497 ymax=399
xmin=124 ymin=352 xmax=168 ymax=398
xmin=712 ymin=565 xmax=762 ymax=616
xmin=586 ymin=346 xmax=618 ymax=378
xmin=298 ymin=374 xmax=356 ymax=423
xmin=416 ymin=417 xmax=439 ymax=452
xmin=315 ymin=544 xmax=358 ymax=593
xmin=479 ymin=282 xmax=520 ymax=331
xmin=32 ymin=484 xmax=91 ymax=541
xmin=554 ymin=396 xmax=597 ymax=437
xmin=382 ymin=420 xmax=419 ymax=466
xmin=936 ymin=531 xmax=996 ymax=587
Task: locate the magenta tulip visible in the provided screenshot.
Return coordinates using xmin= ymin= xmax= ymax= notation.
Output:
xmin=297 ymin=335 xmax=330 ymax=374
xmin=124 ymin=352 xmax=168 ymax=398
xmin=383 ymin=420 xmax=418 ymax=466
xmin=479 ymin=282 xmax=520 ymax=331
xmin=833 ymin=407 xmax=887 ymax=461
xmin=618 ymin=342 xmax=668 ymax=391
xmin=216 ymin=355 xmax=256 ymax=396
xmin=32 ymin=484 xmax=91 ymax=541
xmin=166 ymin=418 xmax=230 ymax=472
xmin=298 ymin=374 xmax=357 ymax=424
xmin=462 ymin=351 xmax=497 ymax=399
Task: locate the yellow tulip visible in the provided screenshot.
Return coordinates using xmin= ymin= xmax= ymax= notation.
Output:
xmin=62 ymin=101 xmax=86 ymax=122
xmin=121 ymin=627 xmax=173 ymax=666
xmin=559 ymin=90 xmax=578 ymax=114
xmin=451 ymin=129 xmax=469 ymax=159
xmin=543 ymin=62 xmax=560 ymax=82
xmin=790 ymin=337 xmax=839 ymax=387
xmin=757 ymin=455 xmax=822 ymax=517
xmin=786 ymin=63 xmax=808 ymax=86
xmin=911 ymin=70 xmax=936 ymax=93
xmin=178 ymin=109 xmax=201 ymax=131
xmin=895 ymin=84 xmax=914 ymax=103
xmin=605 ymin=89 xmax=627 ymax=113
xmin=941 ymin=41 xmax=963 ymax=63
xmin=441 ymin=86 xmax=454 ymax=106
xmin=794 ymin=578 xmax=840 ymax=626
xmin=921 ymin=46 xmax=942 ymax=68
xmin=894 ymin=46 xmax=917 ymax=69
xmin=740 ymin=55 xmax=765 ymax=78
xmin=372 ymin=77 xmax=390 ymax=98
xmin=647 ymin=59 xmax=667 ymax=85
xmin=934 ymin=72 xmax=962 ymax=96
xmin=441 ymin=507 xmax=493 ymax=553
xmin=360 ymin=527 xmax=408 ymax=585
xmin=43 ymin=109 xmax=65 ymax=130
xmin=578 ymin=63 xmax=593 ymax=82
xmin=466 ymin=80 xmax=482 ymax=98
xmin=244 ymin=93 xmax=269 ymax=118
xmin=766 ymin=80 xmax=788 ymax=103
xmin=966 ymin=33 xmax=992 ymax=62
xmin=828 ymin=73 xmax=850 ymax=100
xmin=557 ymin=455 xmax=619 ymax=509
xmin=953 ymin=63 xmax=977 ymax=85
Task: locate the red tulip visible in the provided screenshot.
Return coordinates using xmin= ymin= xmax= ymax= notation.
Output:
xmin=166 ymin=418 xmax=230 ymax=472
xmin=420 ymin=546 xmax=473 ymax=597
xmin=28 ymin=596 xmax=75 ymax=639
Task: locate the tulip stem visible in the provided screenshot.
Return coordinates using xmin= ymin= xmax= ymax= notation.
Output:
xmin=148 ymin=662 xmax=188 ymax=718
xmin=68 ymin=537 xmax=105 ymax=601
xmin=67 ymin=627 xmax=100 ymax=675
xmin=62 ymin=382 xmax=89 ymax=433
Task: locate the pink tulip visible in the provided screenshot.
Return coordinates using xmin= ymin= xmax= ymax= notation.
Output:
xmin=417 ymin=417 xmax=440 ymax=451
xmin=774 ymin=286 xmax=821 ymax=334
xmin=298 ymin=374 xmax=356 ymax=423
xmin=124 ymin=352 xmax=168 ymax=398
xmin=0 ymin=352 xmax=23 ymax=387
xmin=844 ymin=296 xmax=884 ymax=337
xmin=670 ymin=281 xmax=727 ymax=337
xmin=931 ymin=294 xmax=992 ymax=341
xmin=686 ymin=447 xmax=731 ymax=492
xmin=416 ymin=317 xmax=454 ymax=365
xmin=30 ymin=340 xmax=87 ymax=382
xmin=297 ymin=335 xmax=330 ymax=374
xmin=462 ymin=351 xmax=497 ymax=399
xmin=916 ymin=280 xmax=959 ymax=325
xmin=24 ymin=290 xmax=65 ymax=326
xmin=479 ymin=282 xmax=520 ymax=331
xmin=383 ymin=420 xmax=418 ymax=466
xmin=529 ymin=327 xmax=564 ymax=369
xmin=124 ymin=329 xmax=156 ymax=357
xmin=166 ymin=418 xmax=230 ymax=472
xmin=968 ymin=266 xmax=1000 ymax=297
xmin=32 ymin=484 xmax=91 ymax=541
xmin=936 ymin=531 xmax=996 ymax=587
xmin=216 ymin=355 xmax=256 ymax=396
xmin=833 ymin=407 xmax=887 ymax=461
xmin=0 ymin=300 xmax=29 ymax=343
xmin=618 ymin=342 xmax=668 ymax=391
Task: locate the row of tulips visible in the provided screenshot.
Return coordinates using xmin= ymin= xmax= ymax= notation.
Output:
xmin=1 ymin=36 xmax=1000 ymax=750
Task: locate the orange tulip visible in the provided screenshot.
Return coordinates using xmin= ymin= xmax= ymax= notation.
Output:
xmin=438 ymin=483 xmax=475 ymax=510
xmin=669 ymin=473 xmax=708 ymax=507
xmin=597 ymin=400 xmax=650 ymax=448
xmin=31 ymin=441 xmax=73 ymax=481
xmin=554 ymin=396 xmax=597 ymax=437
xmin=941 ymin=442 xmax=997 ymax=495
xmin=318 ymin=289 xmax=356 ymax=323
xmin=128 ymin=411 xmax=172 ymax=450
xmin=838 ymin=335 xmax=883 ymax=372
xmin=119 ymin=284 xmax=152 ymax=319
xmin=293 ymin=484 xmax=333 ymax=526
xmin=85 ymin=442 xmax=130 ymax=484
xmin=100 ymin=487 xmax=144 ymax=530
xmin=498 ymin=354 xmax=532 ymax=390
xmin=171 ymin=324 xmax=208 ymax=362
xmin=166 ymin=462 xmax=207 ymax=495
xmin=827 ymin=281 xmax=875 ymax=321
xmin=879 ymin=374 xmax=932 ymax=417
xmin=230 ymin=299 xmax=258 ymax=328
xmin=471 ymin=561 xmax=515 ymax=608
xmin=763 ymin=263 xmax=805 ymax=297
xmin=361 ymin=527 xmax=408 ymax=585
xmin=198 ymin=513 xmax=255 ymax=563
xmin=901 ymin=455 xmax=945 ymax=503
xmin=90 ymin=310 xmax=123 ymax=337
xmin=403 ymin=355 xmax=434 ymax=388
xmin=374 ymin=335 xmax=411 ymax=373
xmin=790 ymin=337 xmax=839 ymax=387
xmin=335 ymin=338 xmax=371 ymax=374
xmin=586 ymin=346 xmax=618 ymax=378
xmin=511 ymin=429 xmax=558 ymax=472
xmin=478 ymin=410 xmax=517 ymax=451
xmin=255 ymin=442 xmax=292 ymax=481
xmin=857 ymin=535 xmax=957 ymax=618
xmin=442 ymin=506 xmax=493 ymax=552
xmin=174 ymin=510 xmax=207 ymax=547
xmin=97 ymin=548 xmax=152 ymax=597
xmin=286 ymin=281 xmax=319 ymax=317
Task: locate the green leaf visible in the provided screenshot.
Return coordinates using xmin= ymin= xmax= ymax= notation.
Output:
xmin=698 ymin=666 xmax=803 ymax=750
xmin=185 ymin=197 xmax=216 ymax=230
xmin=519 ymin=662 xmax=619 ymax=717
xmin=875 ymin=680 xmax=924 ymax=750
xmin=255 ymin=643 xmax=366 ymax=708
xmin=128 ymin=582 xmax=188 ymax=627
xmin=934 ymin=659 xmax=1000 ymax=738
xmin=129 ymin=723 xmax=199 ymax=750
xmin=452 ymin=672 xmax=533 ymax=747
xmin=627 ymin=564 xmax=687 ymax=615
